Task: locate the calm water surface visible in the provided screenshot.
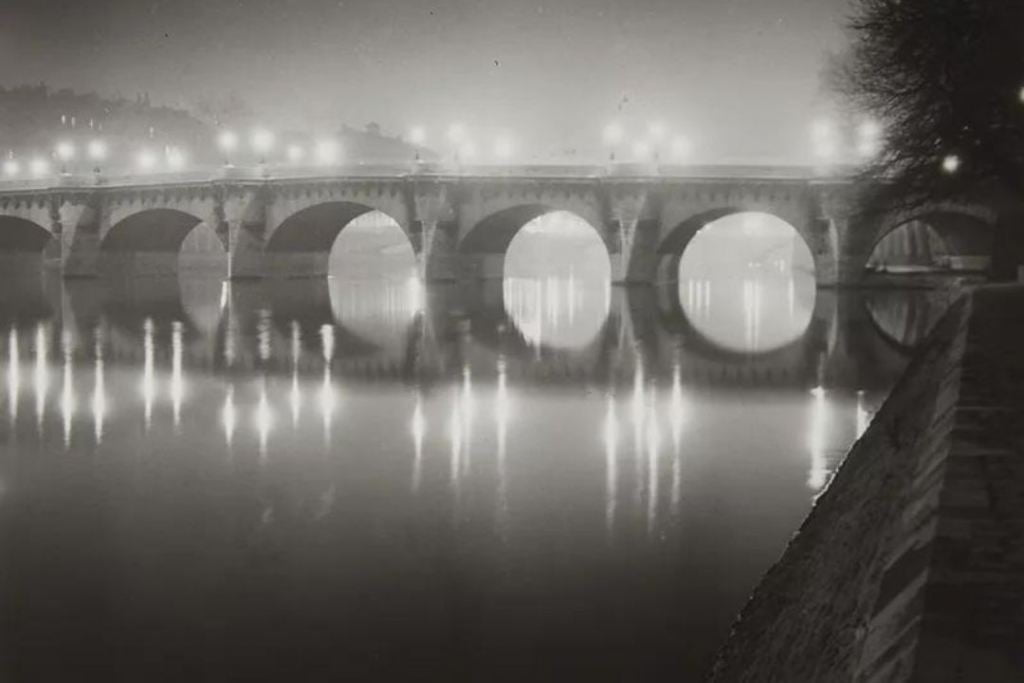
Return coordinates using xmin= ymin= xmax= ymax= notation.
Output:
xmin=0 ymin=268 xmax=935 ymax=680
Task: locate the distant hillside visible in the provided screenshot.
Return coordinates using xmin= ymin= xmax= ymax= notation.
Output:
xmin=0 ymin=85 xmax=437 ymax=173
xmin=0 ymin=84 xmax=216 ymax=172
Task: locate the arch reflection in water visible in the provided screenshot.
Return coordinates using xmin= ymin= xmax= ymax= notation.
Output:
xmin=504 ymin=209 xmax=611 ymax=351
xmin=864 ymin=288 xmax=952 ymax=349
xmin=503 ymin=276 xmax=610 ymax=351
xmin=679 ymin=212 xmax=816 ymax=354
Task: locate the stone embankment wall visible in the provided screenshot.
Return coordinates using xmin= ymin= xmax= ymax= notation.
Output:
xmin=710 ymin=286 xmax=1024 ymax=682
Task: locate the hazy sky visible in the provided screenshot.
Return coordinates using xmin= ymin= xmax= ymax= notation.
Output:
xmin=0 ymin=0 xmax=852 ymax=162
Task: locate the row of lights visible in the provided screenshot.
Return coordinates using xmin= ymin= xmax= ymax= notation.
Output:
xmin=403 ymin=123 xmax=516 ymax=162
xmin=11 ymin=87 xmax=1024 ymax=179
xmin=216 ymin=129 xmax=342 ymax=166
xmin=601 ymin=122 xmax=692 ymax=163
xmin=2 ymin=139 xmax=190 ymax=178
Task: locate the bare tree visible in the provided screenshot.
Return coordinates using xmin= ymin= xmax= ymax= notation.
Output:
xmin=835 ymin=0 xmax=1024 ymax=213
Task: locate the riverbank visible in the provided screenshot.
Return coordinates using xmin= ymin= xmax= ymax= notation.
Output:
xmin=709 ymin=285 xmax=1024 ymax=681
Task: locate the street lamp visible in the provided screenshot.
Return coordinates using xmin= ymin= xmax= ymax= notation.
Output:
xmin=56 ymin=141 xmax=75 ymax=175
xmin=136 ymin=149 xmax=157 ymax=172
xmin=670 ymin=135 xmax=692 ymax=163
xmin=29 ymin=158 xmax=50 ymax=178
xmin=856 ymin=119 xmax=881 ymax=159
xmin=603 ymin=122 xmax=624 ymax=161
xmin=409 ymin=125 xmax=427 ymax=146
xmin=941 ymin=154 xmax=960 ymax=174
xmin=87 ymin=139 xmax=107 ymax=161
xmin=315 ymin=139 xmax=340 ymax=165
xmin=632 ymin=140 xmax=652 ymax=162
xmin=166 ymin=147 xmax=186 ymax=170
xmin=87 ymin=139 xmax=107 ymax=175
xmin=648 ymin=121 xmax=667 ymax=143
xmin=287 ymin=144 xmax=305 ymax=164
xmin=2 ymin=158 xmax=19 ymax=177
xmin=811 ymin=118 xmax=838 ymax=163
xmin=218 ymin=130 xmax=239 ymax=166
xmin=250 ymin=128 xmax=275 ymax=164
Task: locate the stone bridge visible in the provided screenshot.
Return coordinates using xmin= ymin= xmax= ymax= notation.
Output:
xmin=0 ymin=165 xmax=1015 ymax=286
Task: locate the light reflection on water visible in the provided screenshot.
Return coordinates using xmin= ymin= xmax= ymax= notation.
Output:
xmin=0 ymin=271 xmax=932 ymax=680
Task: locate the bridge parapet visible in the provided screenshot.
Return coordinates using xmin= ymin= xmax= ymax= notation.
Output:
xmin=0 ymin=167 xmax=1016 ymax=286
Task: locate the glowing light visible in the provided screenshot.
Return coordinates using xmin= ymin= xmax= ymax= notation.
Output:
xmin=257 ymin=309 xmax=271 ymax=362
xmin=136 ymin=149 xmax=157 ymax=171
xmin=602 ymin=395 xmax=619 ymax=537
xmin=315 ymin=139 xmax=340 ymax=165
xmin=319 ymin=325 xmax=336 ymax=437
xmin=141 ymin=317 xmax=156 ymax=431
xmin=1019 ymin=86 xmax=1024 ymax=104
xmin=92 ymin=355 xmax=106 ymax=444
xmin=222 ymin=386 xmax=236 ymax=445
xmin=602 ymin=122 xmax=624 ymax=146
xmin=7 ymin=329 xmax=20 ymax=424
xmin=33 ymin=324 xmax=48 ymax=430
xmin=459 ymin=366 xmax=475 ymax=477
xmin=411 ymin=394 xmax=425 ymax=492
xmin=811 ymin=118 xmax=838 ymax=161
xmin=320 ymin=324 xmax=335 ymax=361
xmin=217 ymin=130 xmax=239 ymax=152
xmin=669 ymin=365 xmax=684 ymax=513
xmin=856 ymin=390 xmax=869 ymax=439
xmin=941 ymin=154 xmax=961 ymax=174
xmin=250 ymin=128 xmax=275 ymax=154
xmin=87 ymin=139 xmax=107 ymax=161
xmin=648 ymin=121 xmax=667 ymax=142
xmin=856 ymin=119 xmax=881 ymax=158
xmin=646 ymin=409 xmax=661 ymax=535
xmin=493 ymin=135 xmax=514 ymax=161
xmin=255 ymin=381 xmax=272 ymax=457
xmin=409 ymin=125 xmax=427 ymax=145
xmin=170 ymin=321 xmax=184 ymax=428
xmin=166 ymin=147 xmax=186 ymax=170
xmin=406 ymin=275 xmax=423 ymax=312
xmin=60 ymin=334 xmax=74 ymax=448
xmin=286 ymin=144 xmax=305 ymax=163
xmin=55 ymin=141 xmax=75 ymax=162
xmin=807 ymin=385 xmax=828 ymax=491
xmin=3 ymin=159 xmax=20 ymax=177
xmin=670 ymin=135 xmax=692 ymax=162
xmin=290 ymin=321 xmax=302 ymax=427
xmin=29 ymin=158 xmax=50 ymax=178
xmin=631 ymin=140 xmax=652 ymax=161
xmin=495 ymin=358 xmax=510 ymax=533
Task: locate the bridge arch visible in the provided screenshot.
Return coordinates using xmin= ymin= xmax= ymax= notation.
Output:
xmin=458 ymin=205 xmax=611 ymax=280
xmin=0 ymin=216 xmax=54 ymax=253
xmin=101 ymin=208 xmax=207 ymax=253
xmin=264 ymin=202 xmax=414 ymax=278
xmin=656 ymin=208 xmax=821 ymax=283
xmin=863 ymin=207 xmax=996 ymax=275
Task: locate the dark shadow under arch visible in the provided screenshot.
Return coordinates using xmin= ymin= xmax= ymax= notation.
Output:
xmin=0 ymin=216 xmax=54 ymax=252
xmin=102 ymin=209 xmax=206 ymax=253
xmin=460 ymin=205 xmax=557 ymax=254
xmin=267 ymin=202 xmax=409 ymax=254
xmin=864 ymin=210 xmax=995 ymax=273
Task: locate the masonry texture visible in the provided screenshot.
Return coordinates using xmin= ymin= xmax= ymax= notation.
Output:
xmin=709 ymin=285 xmax=1024 ymax=682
